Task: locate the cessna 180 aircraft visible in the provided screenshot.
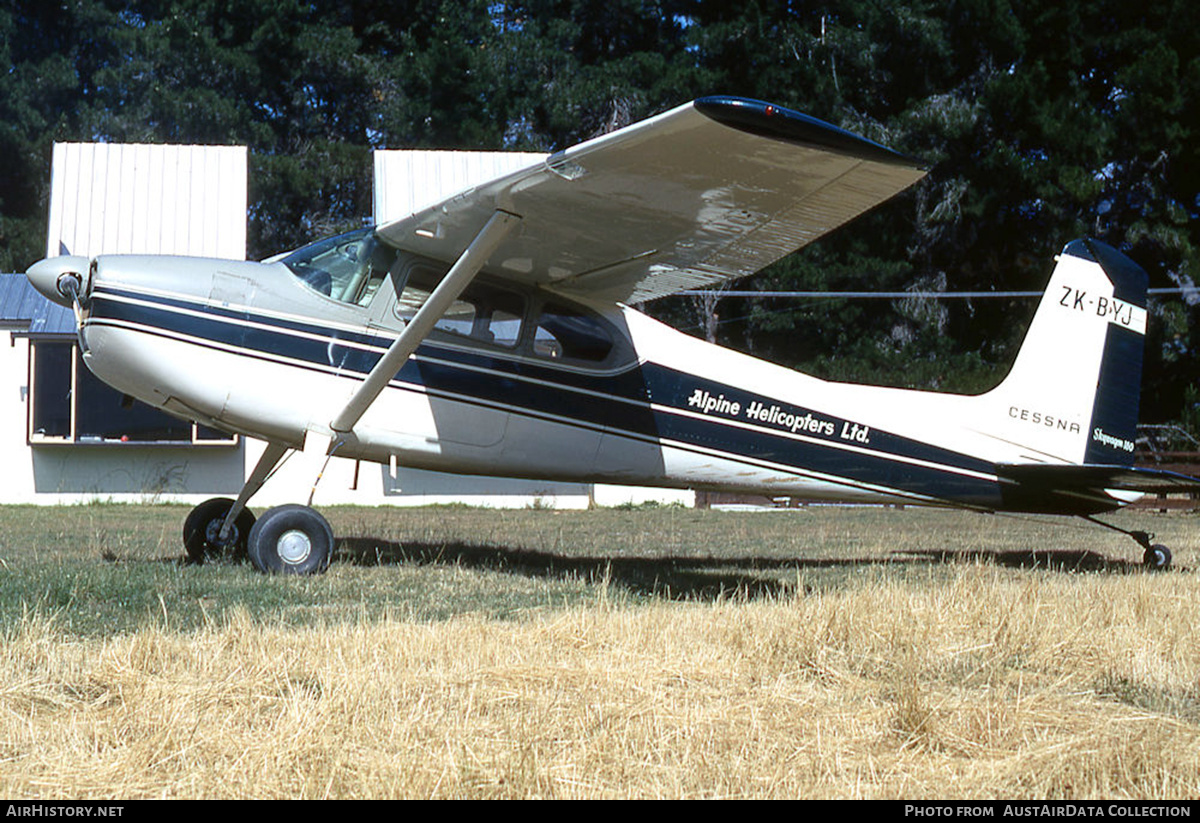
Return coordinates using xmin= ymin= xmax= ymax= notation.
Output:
xmin=26 ymin=96 xmax=1200 ymax=575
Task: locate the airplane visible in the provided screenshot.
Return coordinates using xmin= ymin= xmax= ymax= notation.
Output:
xmin=25 ymin=95 xmax=1200 ymax=575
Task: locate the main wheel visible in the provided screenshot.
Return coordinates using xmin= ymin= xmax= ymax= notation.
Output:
xmin=183 ymin=497 xmax=255 ymax=564
xmin=1143 ymin=544 xmax=1172 ymax=570
xmin=247 ymin=504 xmax=334 ymax=575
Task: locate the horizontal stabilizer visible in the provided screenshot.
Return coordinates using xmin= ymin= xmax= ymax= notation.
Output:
xmin=998 ymin=463 xmax=1200 ymax=494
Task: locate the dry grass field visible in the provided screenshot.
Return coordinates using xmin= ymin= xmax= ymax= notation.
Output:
xmin=0 ymin=503 xmax=1198 ymax=798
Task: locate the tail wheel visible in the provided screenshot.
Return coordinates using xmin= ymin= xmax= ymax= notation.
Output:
xmin=247 ymin=504 xmax=334 ymax=575
xmin=183 ymin=497 xmax=255 ymax=564
xmin=1143 ymin=544 xmax=1172 ymax=571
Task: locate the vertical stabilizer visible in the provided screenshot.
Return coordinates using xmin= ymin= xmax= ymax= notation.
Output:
xmin=980 ymin=239 xmax=1147 ymax=466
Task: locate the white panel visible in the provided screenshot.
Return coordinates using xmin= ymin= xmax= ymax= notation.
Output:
xmin=85 ymin=145 xmax=102 ymax=257
xmin=177 ymin=146 xmax=194 ymax=252
xmin=48 ymin=142 xmax=248 ymax=260
xmin=127 ymin=145 xmax=147 ymax=253
xmin=74 ymin=145 xmax=95 ymax=257
xmin=188 ymin=146 xmax=203 ymax=254
xmin=159 ymin=146 xmax=179 ymax=254
xmin=221 ymin=149 xmax=248 ymax=256
xmin=117 ymin=145 xmax=136 ymax=252
xmin=89 ymin=143 xmax=105 ymax=252
xmin=373 ymin=150 xmax=546 ymax=225
xmin=45 ymin=144 xmax=65 ymax=257
xmin=103 ymin=142 xmax=122 ymax=251
xmin=144 ymin=147 xmax=164 ymax=254
xmin=197 ymin=147 xmax=212 ymax=256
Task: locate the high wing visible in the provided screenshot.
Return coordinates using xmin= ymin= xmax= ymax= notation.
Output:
xmin=376 ymin=96 xmax=928 ymax=304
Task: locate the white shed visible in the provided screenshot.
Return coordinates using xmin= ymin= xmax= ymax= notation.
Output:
xmin=47 ymin=142 xmax=248 ymax=259
xmin=0 ymin=142 xmax=691 ymax=508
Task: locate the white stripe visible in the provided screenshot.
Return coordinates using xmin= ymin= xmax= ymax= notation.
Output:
xmin=94 ymin=288 xmax=998 ymax=487
xmin=97 ymin=289 xmax=388 ymax=355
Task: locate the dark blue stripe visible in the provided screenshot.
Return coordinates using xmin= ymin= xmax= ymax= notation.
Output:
xmin=1084 ymin=323 xmax=1143 ymax=465
xmin=93 ymin=285 xmax=654 ymax=398
xmin=87 ymin=288 xmax=1004 ymax=507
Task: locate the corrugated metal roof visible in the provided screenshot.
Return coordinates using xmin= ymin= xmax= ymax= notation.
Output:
xmin=0 ymin=273 xmax=76 ymax=335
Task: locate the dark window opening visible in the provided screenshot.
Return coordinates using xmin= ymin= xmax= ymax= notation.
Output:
xmin=29 ymin=341 xmax=236 ymax=445
xmin=533 ymin=302 xmax=614 ymax=363
xmin=74 ymin=363 xmax=193 ymax=442
xmin=31 ymin=341 xmax=71 ymax=438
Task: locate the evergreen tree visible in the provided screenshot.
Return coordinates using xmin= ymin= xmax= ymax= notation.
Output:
xmin=0 ymin=0 xmax=122 ymax=269
xmin=0 ymin=0 xmax=1196 ymax=421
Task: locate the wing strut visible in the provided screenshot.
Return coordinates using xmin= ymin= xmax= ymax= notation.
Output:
xmin=330 ymin=210 xmax=521 ymax=434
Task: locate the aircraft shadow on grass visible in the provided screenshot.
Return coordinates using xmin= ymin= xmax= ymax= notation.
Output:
xmin=334 ymin=536 xmax=1153 ymax=601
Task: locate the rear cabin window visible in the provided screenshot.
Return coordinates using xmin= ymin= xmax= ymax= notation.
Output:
xmin=382 ymin=262 xmax=624 ymax=367
xmin=532 ymin=302 xmax=614 ymax=364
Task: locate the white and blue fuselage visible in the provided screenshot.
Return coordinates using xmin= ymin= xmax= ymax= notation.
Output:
xmin=54 ymin=235 xmax=1145 ymax=519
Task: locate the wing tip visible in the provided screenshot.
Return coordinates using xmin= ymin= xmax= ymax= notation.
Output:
xmin=693 ymin=96 xmax=929 ymax=171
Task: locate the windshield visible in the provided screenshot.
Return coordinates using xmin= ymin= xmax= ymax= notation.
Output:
xmin=280 ymin=227 xmax=397 ymax=306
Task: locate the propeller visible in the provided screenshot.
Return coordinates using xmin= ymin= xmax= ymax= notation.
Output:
xmin=26 ymin=255 xmax=92 ymax=348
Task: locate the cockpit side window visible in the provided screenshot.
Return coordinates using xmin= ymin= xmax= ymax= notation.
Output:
xmin=281 ymin=227 xmax=397 ymax=307
xmin=394 ymin=268 xmax=526 ymax=349
xmin=370 ymin=254 xmax=628 ymax=368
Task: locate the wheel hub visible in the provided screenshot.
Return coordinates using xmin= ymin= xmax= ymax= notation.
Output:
xmin=277 ymin=529 xmax=313 ymax=565
xmin=1143 ymin=544 xmax=1172 ymax=570
xmin=204 ymin=518 xmax=236 ymax=548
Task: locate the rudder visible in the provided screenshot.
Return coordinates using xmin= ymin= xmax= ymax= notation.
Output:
xmin=980 ymin=239 xmax=1148 ymax=466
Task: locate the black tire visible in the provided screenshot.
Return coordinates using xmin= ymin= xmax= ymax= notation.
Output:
xmin=1143 ymin=544 xmax=1172 ymax=571
xmin=247 ymin=504 xmax=334 ymax=575
xmin=183 ymin=497 xmax=255 ymax=564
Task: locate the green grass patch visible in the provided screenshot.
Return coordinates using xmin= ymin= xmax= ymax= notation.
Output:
xmin=0 ymin=503 xmax=1194 ymax=638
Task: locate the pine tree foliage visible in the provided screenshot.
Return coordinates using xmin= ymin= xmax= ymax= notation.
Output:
xmin=1 ymin=0 xmax=1196 ymax=420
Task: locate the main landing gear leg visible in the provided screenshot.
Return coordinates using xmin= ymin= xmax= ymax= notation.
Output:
xmin=1081 ymin=515 xmax=1173 ymax=570
xmin=183 ymin=441 xmax=288 ymax=565
xmin=184 ymin=215 xmax=520 ymax=571
xmin=183 ymin=440 xmax=336 ymax=574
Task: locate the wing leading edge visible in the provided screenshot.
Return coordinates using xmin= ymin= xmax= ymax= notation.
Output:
xmin=377 ymin=97 xmax=928 ymax=304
